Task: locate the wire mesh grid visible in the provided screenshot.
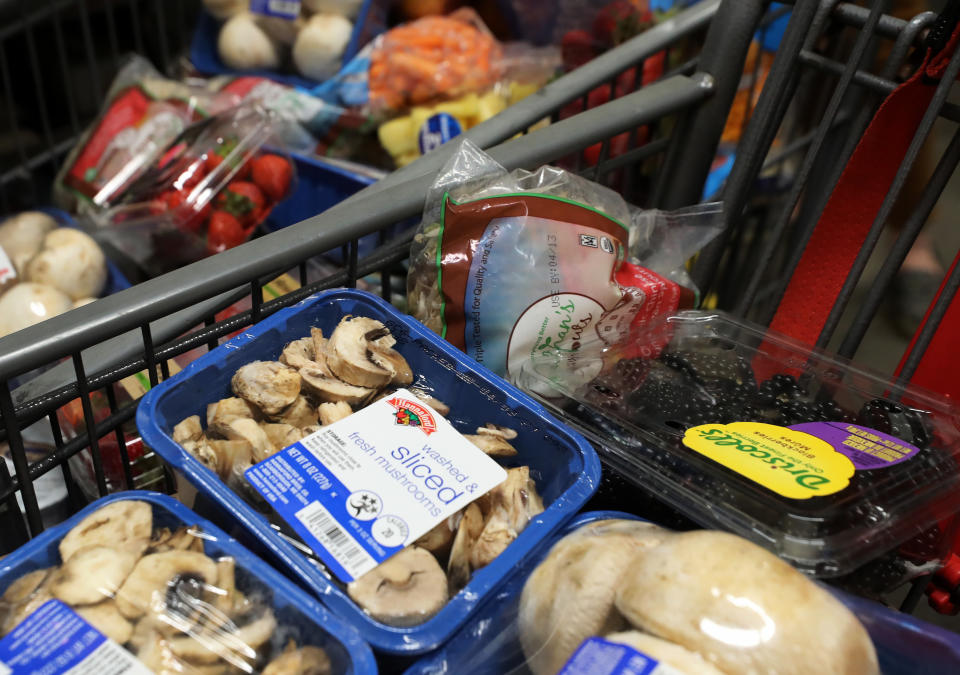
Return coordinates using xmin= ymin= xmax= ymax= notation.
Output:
xmin=0 ymin=0 xmax=201 ymax=212
xmin=699 ymin=0 xmax=960 ymax=386
xmin=0 ymin=0 xmax=770 ymax=549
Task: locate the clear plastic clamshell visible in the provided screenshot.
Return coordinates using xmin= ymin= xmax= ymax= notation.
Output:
xmin=519 ymin=310 xmax=960 ymax=580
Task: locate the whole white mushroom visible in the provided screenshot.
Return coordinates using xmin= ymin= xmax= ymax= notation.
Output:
xmin=26 ymin=229 xmax=107 ymax=301
xmin=0 ymin=283 xmax=73 ymax=338
xmin=303 ymin=0 xmax=364 ymax=18
xmin=293 ymin=14 xmax=353 ymax=81
xmin=203 ymin=0 xmax=248 ymax=20
xmin=0 ymin=211 xmax=58 ymax=277
xmin=218 ymin=12 xmax=282 ymax=71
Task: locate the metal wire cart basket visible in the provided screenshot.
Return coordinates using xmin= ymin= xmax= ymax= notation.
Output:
xmin=1 ymin=0 xmax=959 ymax=627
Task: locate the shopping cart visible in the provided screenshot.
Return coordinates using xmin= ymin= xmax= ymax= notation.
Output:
xmin=0 ymin=0 xmax=955 ymax=620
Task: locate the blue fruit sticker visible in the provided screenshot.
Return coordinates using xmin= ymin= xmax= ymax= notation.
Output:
xmin=418 ymin=113 xmax=463 ymax=155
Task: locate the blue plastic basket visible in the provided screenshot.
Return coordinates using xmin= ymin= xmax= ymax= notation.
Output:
xmin=0 ymin=491 xmax=377 ymax=674
xmin=407 ymin=511 xmax=960 ymax=675
xmin=265 ymin=154 xmax=375 ymax=234
xmin=189 ymin=0 xmax=385 ymax=93
xmin=137 ymin=288 xmax=601 ymax=654
xmin=263 ymin=154 xmax=412 ymax=263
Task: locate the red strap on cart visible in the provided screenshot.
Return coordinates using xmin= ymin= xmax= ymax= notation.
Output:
xmin=757 ymin=24 xmax=960 ymax=396
xmin=756 ymin=19 xmax=960 ymax=613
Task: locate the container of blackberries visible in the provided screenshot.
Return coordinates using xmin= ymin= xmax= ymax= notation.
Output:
xmin=518 ymin=310 xmax=960 ymax=594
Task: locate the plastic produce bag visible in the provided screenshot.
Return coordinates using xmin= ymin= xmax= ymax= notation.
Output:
xmin=407 ymin=139 xmax=723 ymax=380
xmin=0 ymin=494 xmax=375 ymax=673
xmin=88 ymin=105 xmax=296 ymax=277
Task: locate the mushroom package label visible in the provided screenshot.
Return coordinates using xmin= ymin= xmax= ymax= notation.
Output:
xmin=249 ymin=0 xmax=301 ymax=20
xmin=245 ymin=388 xmax=508 ymax=582
xmin=558 ymin=637 xmax=688 ymax=675
xmin=0 ymin=599 xmax=151 ymax=675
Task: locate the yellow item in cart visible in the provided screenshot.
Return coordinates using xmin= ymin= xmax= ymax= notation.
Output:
xmin=379 ymin=86 xmax=540 ymax=167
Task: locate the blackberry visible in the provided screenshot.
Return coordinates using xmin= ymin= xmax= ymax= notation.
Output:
xmin=757 ymin=375 xmax=809 ymax=408
xmin=813 ymin=399 xmax=849 ymax=423
xmin=662 ymin=346 xmax=755 ymax=389
xmin=777 ymin=399 xmax=819 ymax=426
xmin=832 ymin=552 xmax=908 ymax=598
xmin=624 ymin=361 xmax=715 ymax=429
xmin=857 ymin=399 xmax=917 ymax=444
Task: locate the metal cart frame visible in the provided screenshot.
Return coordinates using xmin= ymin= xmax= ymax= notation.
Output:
xmin=0 ymin=0 xmax=957 ymax=618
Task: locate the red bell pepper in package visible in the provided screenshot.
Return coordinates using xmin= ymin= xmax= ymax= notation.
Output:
xmin=89 ymin=105 xmax=296 ymax=277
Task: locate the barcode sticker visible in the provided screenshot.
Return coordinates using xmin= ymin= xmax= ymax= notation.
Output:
xmin=296 ymin=501 xmax=376 ymax=579
xmin=0 ymin=600 xmax=151 ymax=675
xmin=246 ymin=388 xmax=506 ymax=582
xmin=249 ymin=0 xmax=300 ymax=19
xmin=559 ymin=638 xmax=689 ymax=675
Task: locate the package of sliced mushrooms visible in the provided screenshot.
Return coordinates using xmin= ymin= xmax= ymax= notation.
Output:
xmin=138 ymin=288 xmax=600 ymax=654
xmin=0 ymin=492 xmax=376 ymax=674
xmin=409 ymin=511 xmax=960 ymax=675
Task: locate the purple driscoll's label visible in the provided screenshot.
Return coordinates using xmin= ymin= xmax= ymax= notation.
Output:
xmin=789 ymin=422 xmax=920 ymax=470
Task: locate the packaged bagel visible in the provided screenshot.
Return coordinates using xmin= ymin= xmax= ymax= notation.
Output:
xmin=407 ymin=139 xmax=724 ymax=380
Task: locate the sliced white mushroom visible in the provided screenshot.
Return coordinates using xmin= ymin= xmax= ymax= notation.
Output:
xmin=183 ymin=438 xmax=221 ymax=475
xmin=309 ymin=329 xmax=336 ymax=378
xmin=26 ymin=228 xmax=107 ymax=300
xmin=263 ymin=643 xmax=332 ymax=675
xmin=272 ymin=395 xmax=318 ymax=429
xmin=0 ymin=568 xmax=54 ymax=636
xmin=299 ymin=368 xmax=375 ymax=406
xmin=369 ymin=342 xmax=414 ymax=387
xmin=325 ymin=316 xmax=394 ymax=388
xmin=463 ymin=433 xmax=518 ymax=458
xmin=211 ymin=558 xmax=237 ymax=617
xmin=280 ymin=337 xmax=316 ymax=371
xmin=207 ymin=439 xmax=254 ymax=480
xmin=75 ymin=601 xmax=134 ymax=644
xmin=231 ymin=361 xmax=301 ymax=415
xmin=221 ymin=418 xmax=273 ymax=462
xmin=476 ymin=423 xmax=518 ymax=440
xmin=261 ymin=422 xmax=302 ymax=452
xmin=447 ymin=502 xmax=483 ymax=593
xmin=318 ymin=400 xmax=352 ymax=425
xmin=347 ymin=546 xmax=448 ymax=627
xmin=518 ymin=520 xmax=672 ymax=675
xmin=1 ymin=568 xmax=53 ymax=604
xmin=206 ymin=397 xmax=259 ymax=437
xmin=614 ymin=531 xmax=880 ymax=675
xmin=471 ymin=466 xmax=544 ymax=569
xmin=173 ymin=416 xmax=204 ymax=445
xmin=411 ymin=392 xmax=450 ymax=417
xmin=60 ymin=501 xmax=153 ymax=562
xmin=414 ymin=513 xmax=457 ymax=565
xmin=115 ymin=551 xmax=219 ymax=620
xmin=51 ymin=546 xmax=138 ymax=606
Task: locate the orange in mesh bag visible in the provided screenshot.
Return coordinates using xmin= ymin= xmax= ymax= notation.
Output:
xmin=369 ymin=9 xmax=504 ymax=111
